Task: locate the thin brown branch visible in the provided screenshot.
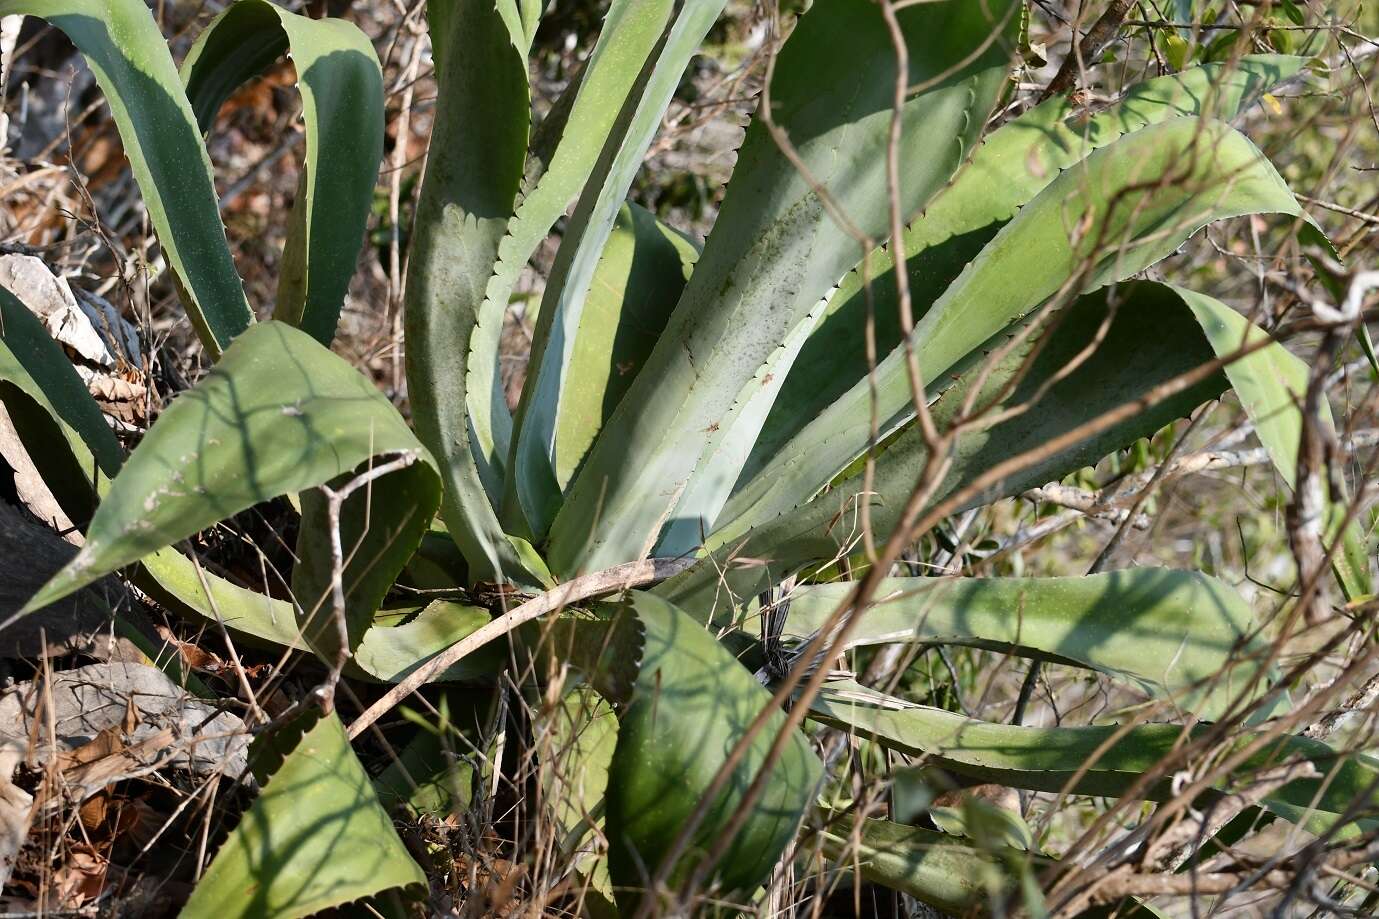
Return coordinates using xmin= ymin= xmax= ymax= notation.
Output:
xmin=345 ymin=556 xmax=695 ymax=739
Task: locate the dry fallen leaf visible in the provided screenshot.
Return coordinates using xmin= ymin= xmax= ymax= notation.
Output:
xmin=51 ymin=842 xmax=108 ymax=909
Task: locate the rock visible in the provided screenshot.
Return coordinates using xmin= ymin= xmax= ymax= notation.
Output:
xmin=0 ymin=661 xmax=249 ymax=786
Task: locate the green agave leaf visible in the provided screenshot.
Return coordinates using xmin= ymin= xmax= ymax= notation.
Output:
xmin=0 ymin=287 xmax=121 ymax=510
xmin=21 ymin=322 xmax=439 ymax=643
xmin=808 ymin=682 xmax=1379 ymax=821
xmin=181 ymin=0 xmax=385 ymax=346
xmin=137 ymin=548 xmax=302 ymax=648
xmin=292 ymin=467 xmax=440 ymax=667
xmin=182 ymin=713 xmax=425 ymax=919
xmin=817 ymin=816 xmax=1040 ymax=915
xmin=0 ymin=287 xmax=140 ymax=657
xmin=602 ymin=592 xmax=823 ymax=907
xmin=663 ymin=282 xmax=1228 ymax=610
xmin=477 ymin=0 xmax=678 ymax=517
xmin=549 ymin=0 xmax=1021 ymax=575
xmin=0 ymin=287 xmax=296 ymax=654
xmin=724 ymin=117 xmax=1305 ymax=535
xmin=653 ymin=290 xmax=831 ymax=558
xmin=817 ymin=815 xmax=1167 ymax=918
xmin=1176 ymin=285 xmax=1372 ymax=600
xmin=2 ymin=288 xmax=473 ymax=683
xmin=496 ymin=0 xmax=542 ymax=54
xmin=543 ymin=686 xmax=620 ymax=910
xmin=743 ymin=55 xmax=1306 ymax=486
xmin=373 ymin=724 xmax=473 ymax=820
xmin=930 ymin=797 xmax=1034 ymax=853
xmin=549 ymin=202 xmax=698 ymax=492
xmin=140 ymin=558 xmax=498 ymax=683
xmin=504 ymin=0 xmax=727 ymax=539
xmin=1174 ymin=287 xmax=1321 ymax=493
xmin=405 ymin=0 xmax=536 ymax=583
xmin=0 ymin=0 xmax=251 ymax=357
xmin=353 ymin=600 xmax=500 ymax=683
xmin=780 ymin=569 xmax=1267 ymax=719
xmin=373 ymin=689 xmax=497 ymax=819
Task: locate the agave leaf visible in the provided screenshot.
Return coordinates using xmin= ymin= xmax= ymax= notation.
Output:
xmin=373 ymin=723 xmax=474 ymax=820
xmin=0 ymin=298 xmax=204 ymax=697
xmin=726 ymin=117 xmax=1306 ymax=532
xmin=1 ymin=288 xmax=478 ymax=682
xmin=485 ymin=0 xmax=683 ymax=529
xmin=0 ymin=287 xmax=298 ymax=650
xmin=503 ymin=0 xmax=727 ymax=539
xmin=292 ymin=466 xmax=440 ymax=667
xmin=405 ymin=0 xmax=536 ymax=583
xmin=780 ymin=569 xmax=1266 ymax=719
xmin=653 ymin=292 xmax=830 ymax=557
xmin=818 ymin=816 xmax=1039 ymax=915
xmin=809 ymin=682 xmax=1379 ymax=821
xmin=477 ymin=0 xmax=677 ymax=490
xmin=21 ymin=322 xmax=440 ymax=647
xmin=1176 ymin=285 xmax=1372 ymax=600
xmin=373 ymin=689 xmax=497 ymax=819
xmin=662 ymin=282 xmax=1227 ymax=610
xmin=930 ymin=797 xmax=1035 ymax=853
xmin=140 ymin=559 xmax=498 ymax=683
xmin=138 ymin=548 xmax=302 ymax=648
xmin=353 ymin=600 xmax=501 ymax=683
xmin=496 ymin=0 xmax=542 ymax=53
xmin=0 ymin=0 xmax=251 ymax=357
xmin=817 ymin=815 xmax=1169 ymax=918
xmin=600 ymin=592 xmax=822 ymax=907
xmin=0 ymin=287 xmax=121 ymax=513
xmin=745 ymin=55 xmax=1306 ymax=484
xmin=137 ymin=520 xmax=491 ymax=682
xmin=543 ymin=686 xmax=620 ymax=910
xmin=181 ymin=0 xmax=385 ymax=346
xmin=548 ymin=202 xmax=699 ymax=492
xmin=548 ymin=0 xmax=1021 ymax=575
xmin=182 ymin=713 xmax=425 ymax=919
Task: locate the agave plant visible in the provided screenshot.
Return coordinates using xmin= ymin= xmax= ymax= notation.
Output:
xmin=4 ymin=0 xmax=1377 ymax=915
